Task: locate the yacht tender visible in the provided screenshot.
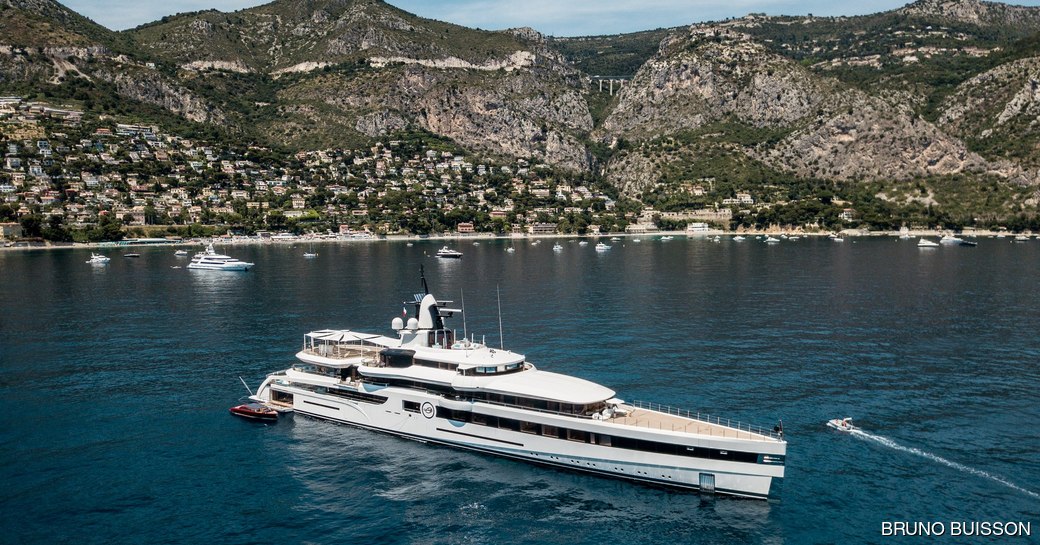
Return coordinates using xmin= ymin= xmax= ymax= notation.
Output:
xmin=251 ymin=270 xmax=787 ymax=498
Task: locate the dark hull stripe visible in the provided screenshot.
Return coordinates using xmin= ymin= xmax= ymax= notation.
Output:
xmin=436 ymin=427 xmax=525 ymax=447
xmin=302 ymin=400 xmax=340 ymax=411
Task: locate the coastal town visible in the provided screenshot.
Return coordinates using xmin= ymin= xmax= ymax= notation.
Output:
xmin=1 ymin=95 xmax=895 ymax=246
xmin=0 ymin=96 xmax=677 ymax=245
xmin=2 ymin=96 xmax=1035 ymax=247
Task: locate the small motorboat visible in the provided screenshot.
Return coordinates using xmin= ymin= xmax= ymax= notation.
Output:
xmin=918 ymin=238 xmax=940 ymax=248
xmin=827 ymin=417 xmax=856 ymax=432
xmin=174 ymin=249 xmax=189 ymax=256
xmin=86 ymin=253 xmax=110 ymax=264
xmin=303 ymin=252 xmax=318 ymax=258
xmin=229 ymin=403 xmax=278 ymax=422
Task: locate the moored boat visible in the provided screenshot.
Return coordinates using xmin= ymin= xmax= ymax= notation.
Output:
xmin=250 ymin=269 xmax=787 ymax=499
xmin=917 ymin=238 xmax=939 ymax=248
xmin=229 ymin=403 xmax=278 ymax=422
xmin=187 ymin=244 xmax=254 ymax=271
xmin=435 ymin=246 xmax=463 ymax=258
xmin=86 ymin=253 xmax=110 ymax=264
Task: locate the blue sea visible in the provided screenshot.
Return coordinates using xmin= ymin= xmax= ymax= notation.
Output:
xmin=2 ymin=236 xmax=1038 ymax=544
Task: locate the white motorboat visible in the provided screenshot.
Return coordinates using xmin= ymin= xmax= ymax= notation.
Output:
xmin=595 ymin=242 xmax=611 ymax=251
xmin=917 ymin=238 xmax=939 ymax=248
xmin=826 ymin=417 xmax=856 ymax=432
xmin=174 ymin=249 xmax=189 ymax=256
xmin=578 ymin=241 xmax=589 ymax=246
xmin=939 ymin=234 xmax=963 ymax=245
xmin=303 ymin=252 xmax=318 ymax=258
xmin=660 ymin=236 xmax=674 ymax=241
xmin=250 ymin=268 xmax=787 ymax=499
xmin=552 ymin=243 xmax=563 ymax=252
xmin=764 ymin=236 xmax=780 ymax=243
xmin=187 ymin=244 xmax=254 ymax=271
xmin=1014 ymin=235 xmax=1030 ymax=242
xmin=733 ymin=236 xmax=746 ymax=241
xmin=506 ymin=246 xmax=516 ymax=253
xmin=435 ymin=246 xmax=463 ymax=258
xmin=86 ymin=253 xmax=110 ymax=264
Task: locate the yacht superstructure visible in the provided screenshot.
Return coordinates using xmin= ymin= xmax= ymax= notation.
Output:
xmin=252 ymin=271 xmax=786 ymax=498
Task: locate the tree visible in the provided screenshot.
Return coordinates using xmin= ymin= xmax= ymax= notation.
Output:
xmin=19 ymin=214 xmax=43 ymax=238
xmin=43 ymin=215 xmax=72 ymax=242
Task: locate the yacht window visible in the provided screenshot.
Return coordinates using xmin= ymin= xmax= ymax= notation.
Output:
xmin=380 ymin=349 xmax=415 ymax=368
xmin=520 ymin=421 xmax=539 ymax=434
xmin=541 ymin=425 xmax=558 ymax=437
xmin=471 ymin=413 xmax=488 ymax=425
xmin=566 ymin=429 xmax=589 ymax=443
xmin=403 ymin=400 xmax=420 ymax=413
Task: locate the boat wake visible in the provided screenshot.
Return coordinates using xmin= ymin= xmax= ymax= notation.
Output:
xmin=849 ymin=428 xmax=1039 ymax=499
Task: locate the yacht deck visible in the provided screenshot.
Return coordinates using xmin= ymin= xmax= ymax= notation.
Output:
xmin=611 ymin=406 xmax=779 ymax=442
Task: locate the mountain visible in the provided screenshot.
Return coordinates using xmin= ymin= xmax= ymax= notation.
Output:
xmin=0 ymin=0 xmax=225 ymax=125
xmin=1 ymin=0 xmax=1039 ymax=213
xmin=900 ymin=0 xmax=1040 ymax=29
xmin=125 ymin=0 xmax=593 ymax=168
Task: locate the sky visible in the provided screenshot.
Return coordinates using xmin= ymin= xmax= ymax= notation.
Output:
xmin=60 ymin=0 xmax=1040 ymax=36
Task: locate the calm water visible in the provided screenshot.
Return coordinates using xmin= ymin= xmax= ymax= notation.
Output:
xmin=1 ymin=237 xmax=1038 ymax=544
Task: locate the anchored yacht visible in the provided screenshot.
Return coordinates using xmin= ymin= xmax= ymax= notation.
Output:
xmin=252 ymin=271 xmax=787 ymax=498
xmin=187 ymin=244 xmax=254 ymax=271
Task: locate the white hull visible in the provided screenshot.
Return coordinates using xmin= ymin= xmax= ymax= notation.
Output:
xmin=187 ymin=262 xmax=251 ymax=271
xmin=257 ymin=378 xmax=783 ymax=499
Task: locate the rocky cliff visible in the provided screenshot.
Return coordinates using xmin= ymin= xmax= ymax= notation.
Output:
xmin=3 ymin=0 xmax=1040 ymax=197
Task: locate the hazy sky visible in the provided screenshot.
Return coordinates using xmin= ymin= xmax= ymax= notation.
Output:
xmin=60 ymin=0 xmax=1040 ymax=36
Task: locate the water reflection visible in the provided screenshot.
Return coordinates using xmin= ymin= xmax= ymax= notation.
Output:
xmin=283 ymin=417 xmax=779 ymax=544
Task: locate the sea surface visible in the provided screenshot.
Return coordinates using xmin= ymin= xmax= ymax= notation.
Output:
xmin=1 ymin=236 xmax=1038 ymax=544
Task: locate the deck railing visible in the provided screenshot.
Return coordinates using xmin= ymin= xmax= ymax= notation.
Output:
xmin=628 ymin=400 xmax=783 ymax=440
xmin=302 ymin=345 xmax=372 ymax=360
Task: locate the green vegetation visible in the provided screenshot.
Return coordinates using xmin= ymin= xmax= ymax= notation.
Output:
xmin=548 ymin=28 xmax=676 ymax=77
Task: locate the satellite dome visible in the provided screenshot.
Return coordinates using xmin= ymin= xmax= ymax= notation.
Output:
xmin=391 ymin=317 xmax=404 ymax=331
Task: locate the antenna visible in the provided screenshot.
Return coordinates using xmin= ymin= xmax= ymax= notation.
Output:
xmin=238 ymin=376 xmax=254 ymax=397
xmin=497 ymin=284 xmax=504 ymax=349
xmin=460 ymin=288 xmax=468 ymax=339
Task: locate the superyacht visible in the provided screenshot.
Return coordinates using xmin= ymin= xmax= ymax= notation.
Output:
xmin=252 ymin=270 xmax=786 ymax=498
xmin=187 ymin=244 xmax=254 ymax=271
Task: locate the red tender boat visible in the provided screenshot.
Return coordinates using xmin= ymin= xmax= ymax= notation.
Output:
xmin=229 ymin=403 xmax=278 ymax=422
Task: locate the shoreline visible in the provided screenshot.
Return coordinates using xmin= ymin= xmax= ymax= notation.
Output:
xmin=1 ymin=228 xmax=1033 ymax=252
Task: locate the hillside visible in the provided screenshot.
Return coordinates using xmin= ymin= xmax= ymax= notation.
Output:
xmin=0 ymin=0 xmax=1039 ymax=229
